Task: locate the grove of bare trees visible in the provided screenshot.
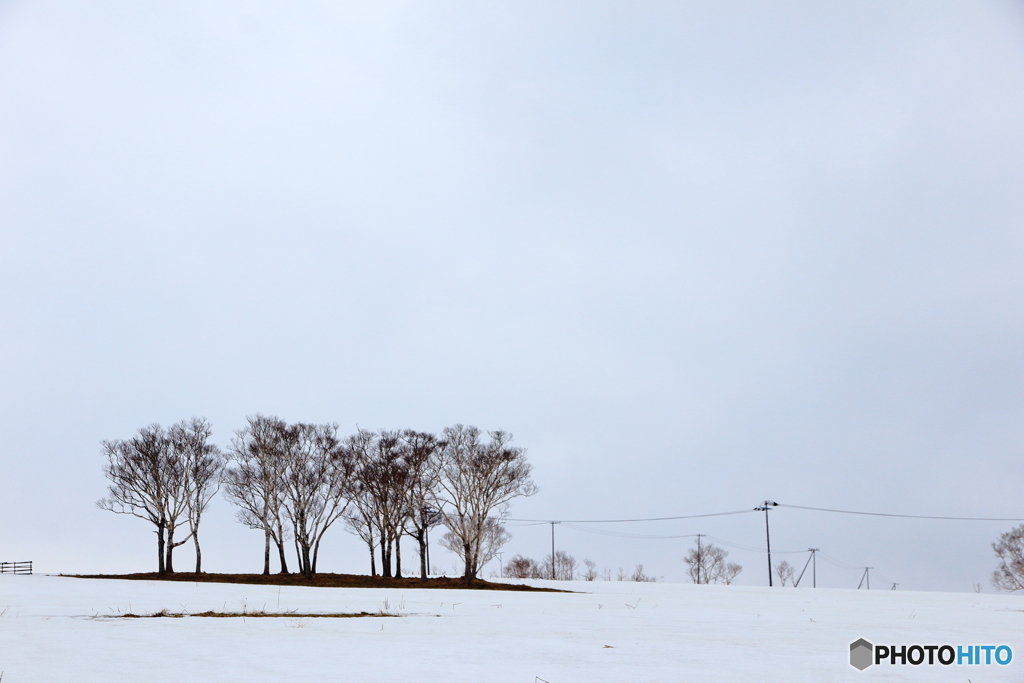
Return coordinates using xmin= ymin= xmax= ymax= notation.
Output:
xmin=502 ymin=552 xmax=659 ymax=582
xmin=344 ymin=428 xmax=438 ymax=580
xmin=99 ymin=417 xmax=536 ymax=583
xmin=683 ymin=539 xmax=742 ymax=584
xmin=546 ymin=550 xmax=578 ymax=580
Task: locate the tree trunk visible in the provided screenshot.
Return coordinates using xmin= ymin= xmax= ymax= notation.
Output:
xmin=463 ymin=542 xmax=472 ymax=583
xmin=395 ymin=531 xmax=402 ymax=579
xmin=263 ymin=530 xmax=271 ymax=575
xmin=156 ymin=519 xmax=166 ymax=575
xmin=368 ymin=537 xmax=377 ymax=576
xmin=417 ymin=528 xmax=428 ymax=580
xmin=381 ymin=534 xmax=392 ymax=578
xmin=275 ymin=518 xmax=289 ymax=574
xmin=165 ymin=525 xmax=175 ymax=574
xmin=312 ymin=534 xmax=323 ymax=575
xmin=302 ymin=544 xmax=313 ymax=577
xmin=193 ymin=530 xmax=202 ymax=573
xmin=276 ymin=538 xmax=290 ymax=574
xmin=165 ymin=529 xmax=192 ymax=575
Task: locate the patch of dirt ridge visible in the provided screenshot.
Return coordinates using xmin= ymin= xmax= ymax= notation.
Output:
xmin=65 ymin=572 xmax=569 ymax=592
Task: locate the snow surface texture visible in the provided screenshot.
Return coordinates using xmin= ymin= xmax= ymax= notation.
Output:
xmin=0 ymin=575 xmax=1020 ymax=682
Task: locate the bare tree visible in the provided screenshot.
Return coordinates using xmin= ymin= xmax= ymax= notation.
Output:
xmin=280 ymin=422 xmax=354 ymax=576
xmin=222 ymin=415 xmax=292 ymax=574
xmin=684 ymin=540 xmax=738 ymax=584
xmin=560 ymin=551 xmax=578 ymax=580
xmin=440 ymin=516 xmax=510 ymax=579
xmin=98 ymin=423 xmax=190 ymax=574
xmin=720 ymin=562 xmax=742 ymax=585
xmin=991 ymin=524 xmax=1024 ymax=591
xmin=344 ymin=495 xmax=379 ymax=576
xmin=436 ymin=425 xmax=537 ymax=583
xmin=346 ymin=429 xmax=410 ymax=578
xmin=542 ymin=550 xmax=578 ymax=580
xmin=167 ymin=418 xmax=224 ymax=573
xmin=341 ymin=428 xmax=378 ymax=575
xmin=631 ymin=564 xmax=658 ymax=582
xmin=684 ymin=541 xmax=722 ymax=584
xmin=582 ymin=558 xmax=599 ymax=581
xmin=775 ymin=560 xmax=795 ymax=587
xmin=398 ymin=430 xmax=444 ymax=580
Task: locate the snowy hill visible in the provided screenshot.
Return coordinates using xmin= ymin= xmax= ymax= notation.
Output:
xmin=0 ymin=575 xmax=1019 ymax=682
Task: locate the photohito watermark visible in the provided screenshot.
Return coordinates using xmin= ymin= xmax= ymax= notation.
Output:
xmin=849 ymin=639 xmax=1012 ymax=671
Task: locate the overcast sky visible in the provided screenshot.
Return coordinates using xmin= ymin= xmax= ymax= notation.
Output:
xmin=1 ymin=1 xmax=1022 ymax=591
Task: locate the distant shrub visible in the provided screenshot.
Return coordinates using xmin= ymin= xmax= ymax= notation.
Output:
xmin=992 ymin=524 xmax=1024 ymax=591
xmin=504 ymin=554 xmax=546 ymax=579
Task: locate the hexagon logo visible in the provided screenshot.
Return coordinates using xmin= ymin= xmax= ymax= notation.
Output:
xmin=850 ymin=638 xmax=874 ymax=670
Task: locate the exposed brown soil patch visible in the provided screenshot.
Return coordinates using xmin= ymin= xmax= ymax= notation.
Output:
xmin=66 ymin=572 xmax=567 ymax=592
xmin=108 ymin=609 xmax=388 ymax=619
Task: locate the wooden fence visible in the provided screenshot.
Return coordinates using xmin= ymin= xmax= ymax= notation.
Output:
xmin=0 ymin=561 xmax=32 ymax=575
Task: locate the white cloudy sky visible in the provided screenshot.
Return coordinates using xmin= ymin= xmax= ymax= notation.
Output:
xmin=1 ymin=1 xmax=1022 ymax=590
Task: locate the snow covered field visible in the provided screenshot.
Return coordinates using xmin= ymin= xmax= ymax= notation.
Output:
xmin=0 ymin=575 xmax=1020 ymax=682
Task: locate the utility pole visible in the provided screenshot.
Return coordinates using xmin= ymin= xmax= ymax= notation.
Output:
xmin=890 ymin=583 xmax=898 ymax=591
xmin=794 ymin=548 xmax=819 ymax=588
xmin=550 ymin=521 xmax=560 ymax=580
xmin=754 ymin=501 xmax=778 ymax=586
xmin=695 ymin=534 xmax=706 ymax=584
xmin=857 ymin=567 xmax=872 ymax=590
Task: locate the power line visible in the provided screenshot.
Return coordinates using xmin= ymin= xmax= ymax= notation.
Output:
xmin=872 ymin=569 xmax=898 ymax=587
xmin=506 ymin=509 xmax=755 ymax=524
xmin=511 ymin=502 xmax=1023 ymax=525
xmin=535 ymin=523 xmax=809 ymax=552
xmin=777 ymin=503 xmax=1024 ymax=522
xmin=814 ymin=551 xmax=896 ymax=590
xmin=817 ymin=551 xmax=866 ymax=570
xmin=704 ymin=535 xmax=807 ymax=555
xmin=560 ymin=523 xmax=701 ymax=540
